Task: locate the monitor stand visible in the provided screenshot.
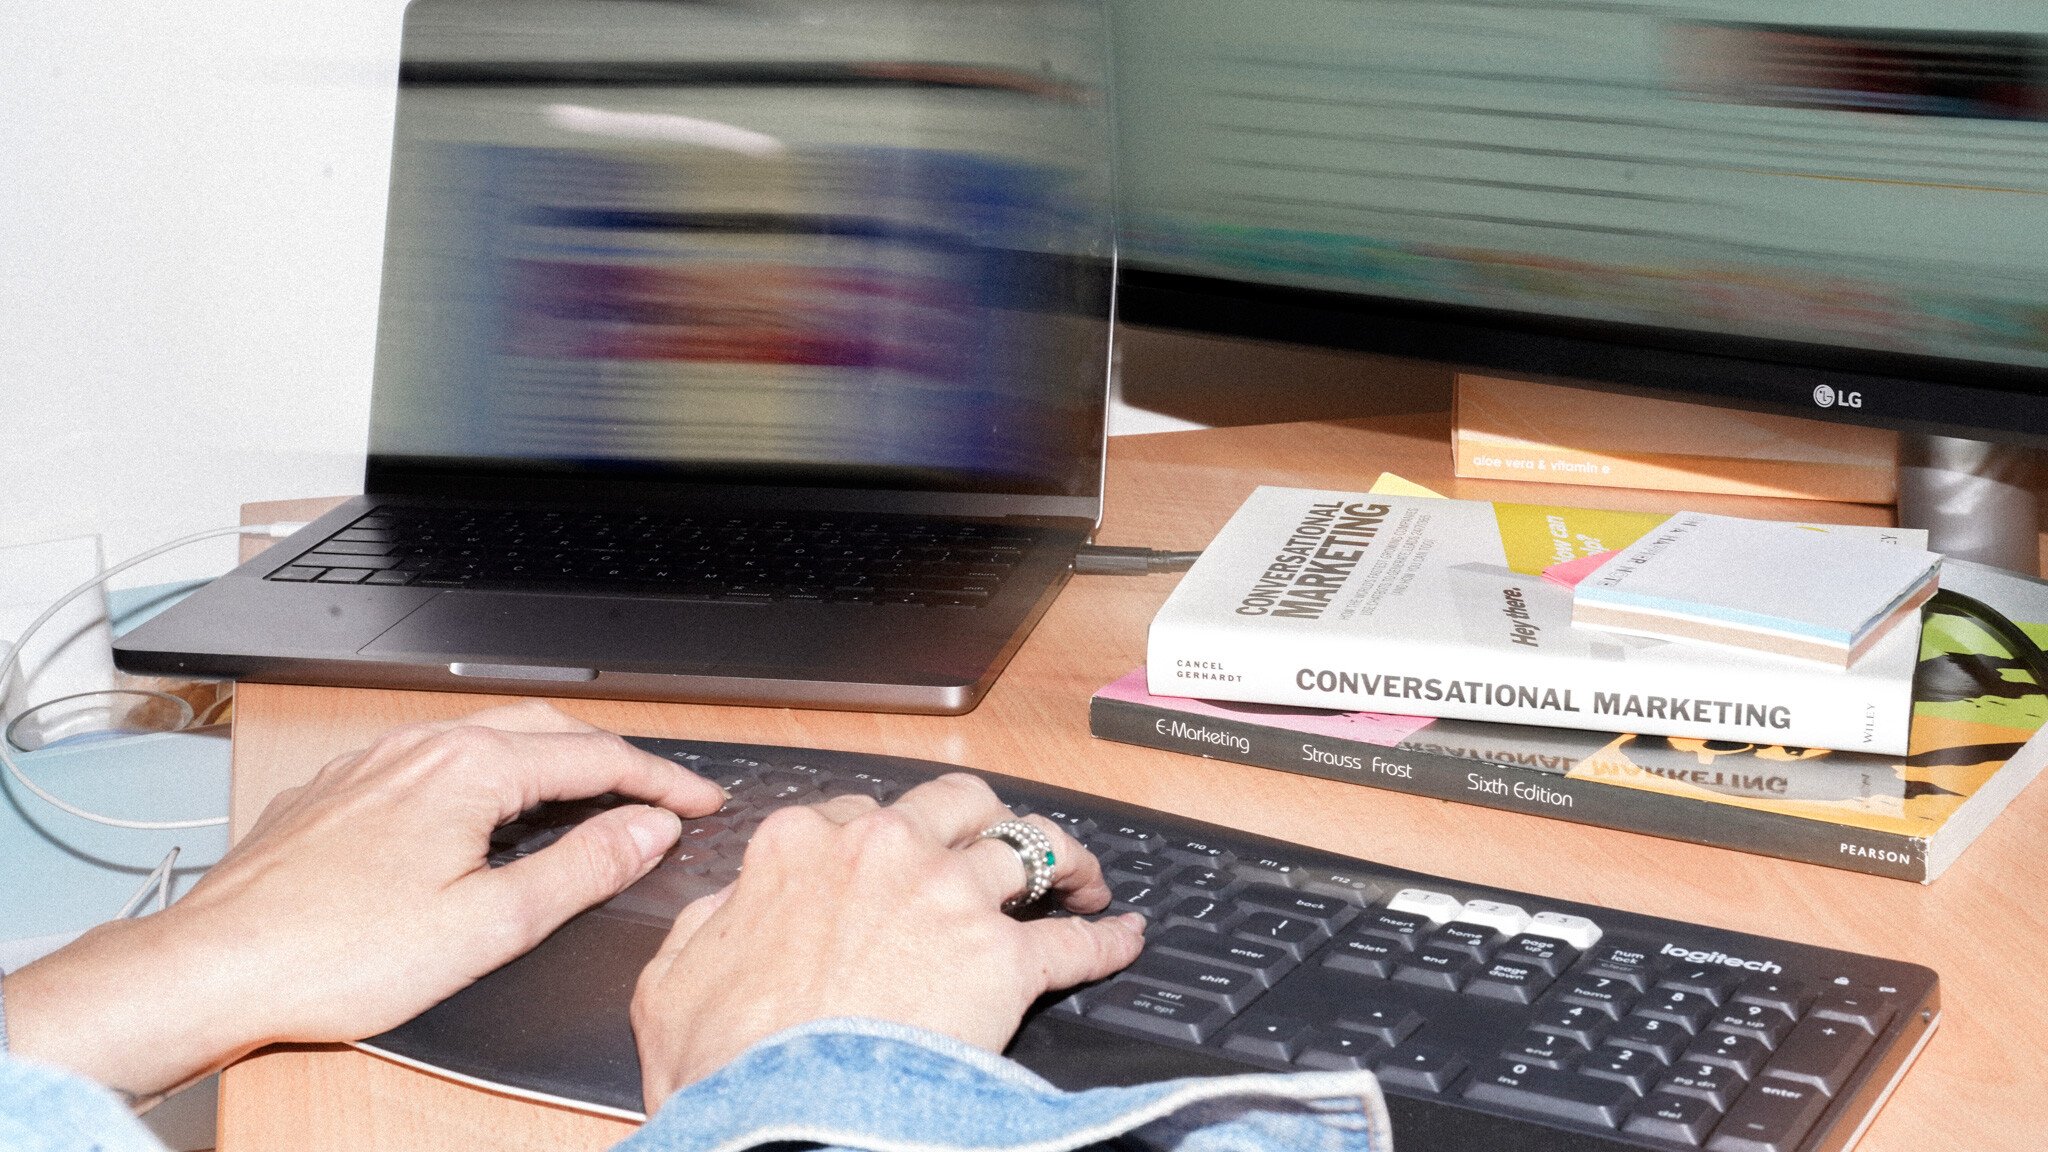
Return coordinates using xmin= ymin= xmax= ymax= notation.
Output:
xmin=1899 ymin=435 xmax=2041 ymax=577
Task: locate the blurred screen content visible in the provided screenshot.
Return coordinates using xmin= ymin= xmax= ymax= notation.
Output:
xmin=371 ymin=1 xmax=1112 ymax=497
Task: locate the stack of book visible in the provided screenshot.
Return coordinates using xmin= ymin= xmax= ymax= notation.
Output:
xmin=1093 ymin=486 xmax=2048 ymax=882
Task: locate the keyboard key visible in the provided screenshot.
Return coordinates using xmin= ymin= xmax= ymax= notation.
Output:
xmin=1659 ymin=1059 xmax=1748 ymax=1111
xmin=1465 ymin=958 xmax=1554 ymax=1004
xmin=1332 ymin=998 xmax=1424 ymax=1046
xmin=1232 ymin=912 xmax=1324 ymax=957
xmin=1733 ymin=978 xmax=1810 ymax=1021
xmin=1762 ymin=1016 xmax=1874 ymax=1095
xmin=1526 ymin=911 xmax=1603 ymax=949
xmin=1222 ymin=1014 xmax=1310 ymax=1062
xmin=1096 ymin=824 xmax=1164 ymax=854
xmin=1427 ymin=922 xmax=1501 ymax=960
xmin=1297 ymin=869 xmax=1380 ymax=905
xmin=316 ymin=568 xmax=373 ymax=584
xmin=1152 ymin=928 xmax=1295 ymax=985
xmin=1639 ymin=988 xmax=1717 ymax=1033
xmin=1355 ymin=909 xmax=1431 ymax=947
xmin=1579 ymin=1044 xmax=1660 ymax=1095
xmin=271 ymin=566 xmax=325 ymax=581
xmin=1323 ymin=932 xmax=1404 ymax=979
xmin=1502 ymin=1029 xmax=1587 ymax=1069
xmin=311 ymin=540 xmax=392 ymax=555
xmin=1582 ymin=944 xmax=1658 ymax=983
xmin=1558 ymin=974 xmax=1639 ymax=1018
xmin=1086 ymin=981 xmax=1231 ymax=1044
xmin=1393 ymin=947 xmax=1479 ymax=992
xmin=1690 ymin=1030 xmax=1773 ymax=1079
xmin=1109 ymin=855 xmax=1173 ymax=881
xmin=1658 ymin=966 xmax=1744 ymax=1007
xmin=1296 ymin=1028 xmax=1383 ymax=1071
xmin=1237 ymin=855 xmax=1303 ymax=885
xmin=1707 ymin=1003 xmax=1795 ymax=1048
xmin=1388 ymin=888 xmax=1462 ymax=924
xmin=1455 ymin=900 xmax=1530 ymax=937
xmin=1623 ymin=1092 xmax=1722 ymax=1146
xmin=1236 ymin=884 xmax=1354 ymax=928
xmin=309 ymin=551 xmax=404 ymax=570
xmin=1708 ymin=1078 xmax=1830 ymax=1152
xmin=1123 ymin=953 xmax=1264 ymax=1013
xmin=1530 ymin=1001 xmax=1608 ymax=1048
xmin=1463 ymin=1059 xmax=1634 ymax=1128
xmin=1497 ymin=934 xmax=1576 ymax=975
xmin=1605 ymin=1014 xmax=1687 ymax=1063
xmin=1173 ymin=868 xmax=1234 ymax=895
xmin=1374 ymin=1045 xmax=1466 ymax=1093
xmin=1165 ymin=896 xmax=1231 ymax=930
xmin=1164 ymin=838 xmax=1233 ymax=868
xmin=1810 ymin=993 xmax=1896 ymax=1036
xmin=365 ymin=570 xmax=415 ymax=585
xmin=1109 ymin=880 xmax=1173 ymax=912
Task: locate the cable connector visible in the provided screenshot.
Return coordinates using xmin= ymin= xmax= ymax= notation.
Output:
xmin=1072 ymin=545 xmax=1204 ymax=576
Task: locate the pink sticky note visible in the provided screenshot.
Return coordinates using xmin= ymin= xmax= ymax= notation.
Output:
xmin=1542 ymin=549 xmax=1621 ymax=589
xmin=1097 ymin=669 xmax=1436 ymax=746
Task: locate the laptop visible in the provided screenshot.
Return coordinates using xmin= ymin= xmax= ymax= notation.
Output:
xmin=114 ymin=0 xmax=1116 ymax=714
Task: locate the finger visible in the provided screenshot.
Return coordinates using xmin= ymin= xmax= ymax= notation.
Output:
xmin=1020 ymin=912 xmax=1147 ymax=994
xmin=808 ymin=792 xmax=882 ymax=826
xmin=654 ymin=886 xmax=732 ymax=962
xmin=472 ymin=729 xmax=726 ymax=821
xmin=959 ymin=815 xmax=1110 ymax=912
xmin=469 ymin=804 xmax=682 ymax=956
xmin=881 ymin=773 xmax=1012 ymax=846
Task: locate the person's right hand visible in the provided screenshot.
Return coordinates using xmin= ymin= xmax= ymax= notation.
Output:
xmin=629 ymin=773 xmax=1146 ymax=1111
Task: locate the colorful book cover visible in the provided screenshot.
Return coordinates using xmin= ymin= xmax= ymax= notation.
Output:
xmin=1100 ymin=559 xmax=2048 ymax=882
xmin=1147 ymin=488 xmax=1922 ymax=753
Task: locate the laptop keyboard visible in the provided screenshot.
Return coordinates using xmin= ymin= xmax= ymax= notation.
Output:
xmin=464 ymin=740 xmax=1938 ymax=1151
xmin=267 ymin=506 xmax=1040 ymax=606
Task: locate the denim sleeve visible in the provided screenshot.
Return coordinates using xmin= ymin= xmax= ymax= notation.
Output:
xmin=618 ymin=1017 xmax=1393 ymax=1152
xmin=0 ymin=1056 xmax=168 ymax=1152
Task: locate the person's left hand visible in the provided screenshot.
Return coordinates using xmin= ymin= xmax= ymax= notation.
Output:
xmin=3 ymin=700 xmax=725 ymax=1101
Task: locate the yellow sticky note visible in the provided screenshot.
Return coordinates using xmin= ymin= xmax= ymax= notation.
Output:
xmin=1367 ymin=472 xmax=1446 ymax=499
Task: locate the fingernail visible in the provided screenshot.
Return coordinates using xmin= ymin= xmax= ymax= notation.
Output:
xmin=1117 ymin=912 xmax=1148 ymax=932
xmin=626 ymin=807 xmax=683 ymax=861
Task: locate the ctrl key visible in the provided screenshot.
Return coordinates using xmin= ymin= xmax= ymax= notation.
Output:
xmin=1707 ymin=1079 xmax=1830 ymax=1152
xmin=1085 ymin=981 xmax=1230 ymax=1044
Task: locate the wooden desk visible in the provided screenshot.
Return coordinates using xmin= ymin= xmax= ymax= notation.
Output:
xmin=219 ymin=414 xmax=2048 ymax=1151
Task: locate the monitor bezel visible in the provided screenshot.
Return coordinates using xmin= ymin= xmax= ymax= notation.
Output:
xmin=1120 ymin=265 xmax=2048 ymax=451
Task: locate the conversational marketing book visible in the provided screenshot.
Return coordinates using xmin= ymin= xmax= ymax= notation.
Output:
xmin=1146 ymin=489 xmax=1923 ymax=754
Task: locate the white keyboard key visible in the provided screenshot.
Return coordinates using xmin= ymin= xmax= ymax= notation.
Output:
xmin=1388 ymin=888 xmax=1462 ymax=925
xmin=1456 ymin=899 xmax=1531 ymax=937
xmin=1527 ymin=911 xmax=1603 ymax=949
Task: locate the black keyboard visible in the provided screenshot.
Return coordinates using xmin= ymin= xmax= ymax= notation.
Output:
xmin=264 ymin=506 xmax=1038 ymax=606
xmin=369 ymin=740 xmax=1938 ymax=1152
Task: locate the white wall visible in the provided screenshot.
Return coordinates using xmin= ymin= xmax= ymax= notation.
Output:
xmin=2 ymin=1 xmax=408 ymax=586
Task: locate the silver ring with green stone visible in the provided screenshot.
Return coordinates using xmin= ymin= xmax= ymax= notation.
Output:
xmin=978 ymin=818 xmax=1056 ymax=910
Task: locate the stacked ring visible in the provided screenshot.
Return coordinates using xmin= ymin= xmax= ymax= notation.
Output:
xmin=977 ymin=819 xmax=1057 ymax=910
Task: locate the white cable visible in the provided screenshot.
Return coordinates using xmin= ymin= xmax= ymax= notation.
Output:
xmin=0 ymin=521 xmax=309 ymax=831
xmin=116 ymin=847 xmax=182 ymax=919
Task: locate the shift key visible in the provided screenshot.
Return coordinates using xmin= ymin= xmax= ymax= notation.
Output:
xmin=1086 ymin=980 xmax=1232 ymax=1044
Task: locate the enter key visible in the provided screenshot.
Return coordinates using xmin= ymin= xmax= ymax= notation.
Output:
xmin=1762 ymin=1015 xmax=1876 ymax=1096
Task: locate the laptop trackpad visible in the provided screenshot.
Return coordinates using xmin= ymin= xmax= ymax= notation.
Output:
xmin=359 ymin=592 xmax=740 ymax=669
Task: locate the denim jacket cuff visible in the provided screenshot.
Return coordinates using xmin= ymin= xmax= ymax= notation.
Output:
xmin=622 ymin=1016 xmax=1392 ymax=1152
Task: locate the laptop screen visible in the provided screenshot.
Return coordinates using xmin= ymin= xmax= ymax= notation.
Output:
xmin=368 ymin=0 xmax=1113 ymax=503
